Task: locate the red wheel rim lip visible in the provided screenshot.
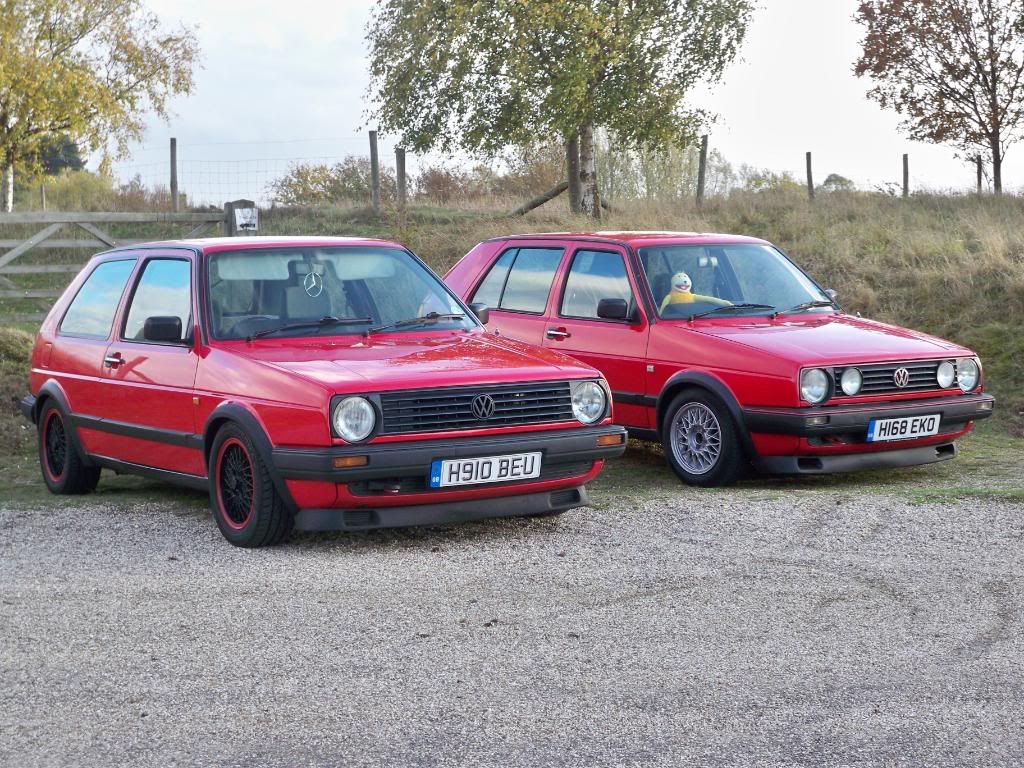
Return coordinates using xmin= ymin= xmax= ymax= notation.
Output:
xmin=42 ymin=410 xmax=66 ymax=484
xmin=216 ymin=437 xmax=255 ymax=530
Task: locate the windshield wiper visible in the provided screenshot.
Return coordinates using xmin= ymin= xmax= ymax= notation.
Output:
xmin=247 ymin=316 xmax=373 ymax=341
xmin=773 ymin=300 xmax=836 ymax=318
xmin=688 ymin=303 xmax=775 ymax=320
xmin=366 ymin=312 xmax=465 ymax=335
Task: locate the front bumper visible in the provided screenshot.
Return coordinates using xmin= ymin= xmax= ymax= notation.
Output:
xmin=743 ymin=393 xmax=995 ymax=438
xmin=753 ymin=442 xmax=957 ymax=474
xmin=20 ymin=394 xmax=35 ymax=423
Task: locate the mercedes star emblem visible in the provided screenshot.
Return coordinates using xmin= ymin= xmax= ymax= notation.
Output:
xmin=303 ymin=271 xmax=324 ymax=298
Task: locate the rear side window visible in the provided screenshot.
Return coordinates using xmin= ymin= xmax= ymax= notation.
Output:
xmin=59 ymin=259 xmax=137 ymax=338
xmin=472 ymin=247 xmax=563 ymax=314
xmin=560 ymin=250 xmax=633 ymax=319
xmin=123 ymin=259 xmax=193 ymax=342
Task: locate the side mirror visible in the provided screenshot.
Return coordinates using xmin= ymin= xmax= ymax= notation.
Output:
xmin=468 ymin=302 xmax=490 ymax=325
xmin=143 ymin=316 xmax=183 ymax=343
xmin=825 ymin=288 xmax=838 ymax=302
xmin=597 ymin=298 xmax=629 ymax=321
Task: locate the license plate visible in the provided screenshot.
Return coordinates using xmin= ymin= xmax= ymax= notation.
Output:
xmin=867 ymin=414 xmax=941 ymax=442
xmin=429 ymin=452 xmax=542 ymax=488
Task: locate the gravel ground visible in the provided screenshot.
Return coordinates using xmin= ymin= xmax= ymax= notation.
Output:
xmin=2 ymin=482 xmax=1023 ymax=767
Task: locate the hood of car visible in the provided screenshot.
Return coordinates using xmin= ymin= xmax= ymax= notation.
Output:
xmin=682 ymin=312 xmax=972 ymax=365
xmin=232 ymin=330 xmax=599 ymax=391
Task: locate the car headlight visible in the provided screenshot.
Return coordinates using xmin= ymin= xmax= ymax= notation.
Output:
xmin=800 ymin=368 xmax=830 ymax=404
xmin=332 ymin=397 xmax=376 ymax=442
xmin=937 ymin=360 xmax=956 ymax=389
xmin=571 ymin=380 xmax=606 ymax=424
xmin=840 ymin=367 xmax=863 ymax=396
xmin=957 ymin=358 xmax=980 ymax=392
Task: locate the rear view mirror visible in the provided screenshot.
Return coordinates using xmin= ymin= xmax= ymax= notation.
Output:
xmin=143 ymin=316 xmax=183 ymax=343
xmin=468 ymin=302 xmax=490 ymax=325
xmin=597 ymin=298 xmax=629 ymax=321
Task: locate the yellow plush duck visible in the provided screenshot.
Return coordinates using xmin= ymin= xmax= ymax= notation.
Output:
xmin=660 ymin=271 xmax=730 ymax=312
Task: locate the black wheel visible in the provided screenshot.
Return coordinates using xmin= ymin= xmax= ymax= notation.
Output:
xmin=38 ymin=401 xmax=100 ymax=495
xmin=209 ymin=423 xmax=293 ymax=548
xmin=661 ymin=389 xmax=744 ymax=487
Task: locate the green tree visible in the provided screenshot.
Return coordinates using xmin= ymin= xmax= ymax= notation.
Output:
xmin=367 ymin=0 xmax=753 ymax=217
xmin=0 ymin=0 xmax=200 ymax=210
xmin=855 ymin=0 xmax=1024 ymax=193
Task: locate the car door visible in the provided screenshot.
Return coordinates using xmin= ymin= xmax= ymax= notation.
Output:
xmin=465 ymin=240 xmax=567 ymax=346
xmin=92 ymin=250 xmax=203 ymax=476
xmin=542 ymin=244 xmax=653 ymax=430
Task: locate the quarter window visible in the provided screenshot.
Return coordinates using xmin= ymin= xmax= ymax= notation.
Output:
xmin=59 ymin=259 xmax=137 ymax=338
xmin=560 ymin=250 xmax=633 ymax=319
xmin=472 ymin=247 xmax=563 ymax=314
xmin=123 ymin=259 xmax=193 ymax=342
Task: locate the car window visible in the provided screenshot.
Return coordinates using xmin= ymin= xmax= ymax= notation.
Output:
xmin=59 ymin=259 xmax=137 ymax=338
xmin=123 ymin=259 xmax=193 ymax=342
xmin=560 ymin=250 xmax=633 ymax=319
xmin=471 ymin=249 xmax=516 ymax=308
xmin=476 ymin=247 xmax=562 ymax=314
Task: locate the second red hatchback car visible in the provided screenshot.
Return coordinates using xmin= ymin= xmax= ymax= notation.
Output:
xmin=21 ymin=237 xmax=626 ymax=546
xmin=445 ymin=232 xmax=995 ymax=486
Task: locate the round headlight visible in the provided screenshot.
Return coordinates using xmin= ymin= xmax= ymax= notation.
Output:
xmin=957 ymin=358 xmax=980 ymax=392
xmin=333 ymin=397 xmax=376 ymax=442
xmin=937 ymin=361 xmax=956 ymax=389
xmin=840 ymin=367 xmax=863 ymax=396
xmin=800 ymin=368 xmax=830 ymax=404
xmin=571 ymin=381 xmax=606 ymax=424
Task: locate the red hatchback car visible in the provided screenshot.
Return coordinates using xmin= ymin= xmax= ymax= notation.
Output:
xmin=445 ymin=232 xmax=995 ymax=486
xmin=20 ymin=236 xmax=626 ymax=547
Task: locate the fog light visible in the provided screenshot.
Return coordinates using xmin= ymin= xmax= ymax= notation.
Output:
xmin=596 ymin=433 xmax=625 ymax=447
xmin=840 ymin=367 xmax=863 ymax=396
xmin=978 ymin=401 xmax=994 ymax=411
xmin=333 ymin=455 xmax=369 ymax=469
xmin=937 ymin=361 xmax=956 ymax=388
xmin=805 ymin=415 xmax=830 ymax=427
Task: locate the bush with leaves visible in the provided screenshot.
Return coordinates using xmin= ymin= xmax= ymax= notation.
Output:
xmin=267 ymin=157 xmax=396 ymax=206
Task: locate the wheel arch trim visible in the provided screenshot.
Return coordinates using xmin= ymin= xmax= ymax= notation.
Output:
xmin=33 ymin=380 xmax=94 ymax=466
xmin=657 ymin=370 xmax=757 ymax=457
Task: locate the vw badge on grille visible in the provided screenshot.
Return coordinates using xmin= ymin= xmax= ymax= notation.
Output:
xmin=893 ymin=367 xmax=910 ymax=388
xmin=471 ymin=394 xmax=496 ymax=420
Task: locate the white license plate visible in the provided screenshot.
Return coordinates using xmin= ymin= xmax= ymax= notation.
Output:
xmin=867 ymin=414 xmax=941 ymax=442
xmin=429 ymin=452 xmax=542 ymax=488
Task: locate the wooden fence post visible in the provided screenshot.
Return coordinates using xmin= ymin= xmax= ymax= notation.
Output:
xmin=902 ymin=154 xmax=909 ymax=198
xmin=806 ymin=152 xmax=815 ymax=201
xmin=696 ymin=135 xmax=709 ymax=208
xmin=976 ymin=156 xmax=983 ymax=194
xmin=40 ymin=184 xmax=46 ymax=211
xmin=395 ymin=147 xmax=407 ymax=209
xmin=170 ymin=137 xmax=179 ymax=212
xmin=369 ymin=130 xmax=381 ymax=216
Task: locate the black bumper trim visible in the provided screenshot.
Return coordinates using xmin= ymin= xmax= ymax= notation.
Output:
xmin=293 ymin=487 xmax=590 ymax=531
xmin=19 ymin=394 xmax=36 ymax=423
xmin=743 ymin=394 xmax=995 ymax=437
xmin=752 ymin=442 xmax=957 ymax=475
xmin=272 ymin=425 xmax=627 ymax=483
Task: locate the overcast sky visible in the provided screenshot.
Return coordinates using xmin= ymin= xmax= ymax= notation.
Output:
xmin=114 ymin=0 xmax=1009 ymax=202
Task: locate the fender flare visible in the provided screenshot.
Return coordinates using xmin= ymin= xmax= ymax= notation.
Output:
xmin=33 ymin=380 xmax=94 ymax=466
xmin=202 ymin=402 xmax=298 ymax=513
xmin=657 ymin=371 xmax=757 ymax=457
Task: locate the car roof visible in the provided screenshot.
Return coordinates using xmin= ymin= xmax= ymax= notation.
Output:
xmin=102 ymin=235 xmax=407 ymax=255
xmin=485 ymin=231 xmax=771 ymax=248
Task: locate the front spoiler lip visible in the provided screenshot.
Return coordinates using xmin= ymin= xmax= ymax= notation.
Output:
xmin=743 ymin=393 xmax=995 ymax=437
xmin=271 ymin=424 xmax=628 ymax=483
xmin=753 ymin=442 xmax=958 ymax=474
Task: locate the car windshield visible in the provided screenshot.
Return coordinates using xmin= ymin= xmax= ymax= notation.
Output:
xmin=638 ymin=243 xmax=834 ymax=320
xmin=207 ymin=246 xmax=474 ymax=340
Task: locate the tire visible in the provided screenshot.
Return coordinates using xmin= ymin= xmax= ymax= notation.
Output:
xmin=209 ymin=423 xmax=293 ymax=548
xmin=661 ymin=389 xmax=744 ymax=487
xmin=38 ymin=401 xmax=100 ymax=495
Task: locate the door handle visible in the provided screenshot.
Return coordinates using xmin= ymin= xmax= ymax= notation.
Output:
xmin=546 ymin=328 xmax=571 ymax=340
xmin=103 ymin=353 xmax=124 ymax=369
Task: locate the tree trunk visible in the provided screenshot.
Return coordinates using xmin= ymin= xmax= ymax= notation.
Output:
xmin=1 ymin=164 xmax=12 ymax=213
xmin=990 ymin=135 xmax=1003 ymax=195
xmin=579 ymin=123 xmax=601 ymax=220
xmin=566 ymin=134 xmax=582 ymax=214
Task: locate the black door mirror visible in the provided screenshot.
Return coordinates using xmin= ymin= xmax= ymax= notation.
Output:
xmin=143 ymin=316 xmax=183 ymax=343
xmin=468 ymin=302 xmax=490 ymax=325
xmin=597 ymin=298 xmax=629 ymax=321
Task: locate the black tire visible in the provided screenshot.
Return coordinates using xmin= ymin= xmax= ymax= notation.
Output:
xmin=661 ymin=389 xmax=744 ymax=487
xmin=209 ymin=423 xmax=293 ymax=548
xmin=38 ymin=401 xmax=100 ymax=495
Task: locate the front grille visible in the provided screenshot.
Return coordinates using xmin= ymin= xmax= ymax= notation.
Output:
xmin=378 ymin=381 xmax=575 ymax=435
xmin=832 ymin=360 xmax=952 ymax=396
